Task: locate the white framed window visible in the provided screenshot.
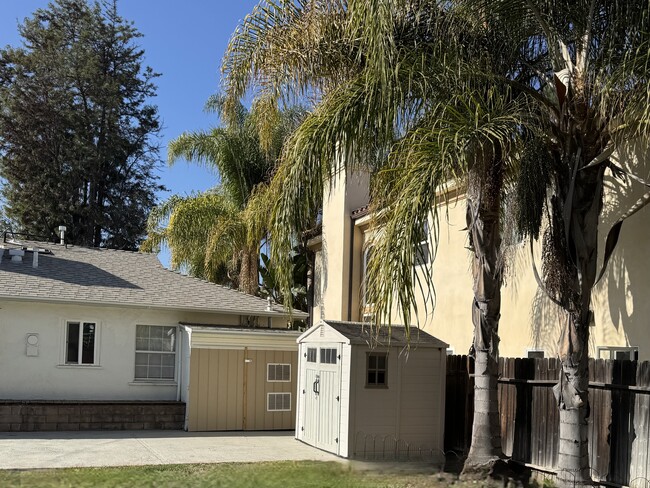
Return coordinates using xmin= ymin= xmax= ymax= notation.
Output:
xmin=597 ymin=346 xmax=638 ymax=361
xmin=527 ymin=349 xmax=545 ymax=359
xmin=64 ymin=320 xmax=99 ymax=365
xmin=414 ymin=219 xmax=431 ymax=266
xmin=267 ymin=363 xmax=291 ymax=382
xmin=267 ymin=392 xmax=291 ymax=411
xmin=134 ymin=325 xmax=177 ymax=381
xmin=362 ymin=245 xmax=374 ymax=309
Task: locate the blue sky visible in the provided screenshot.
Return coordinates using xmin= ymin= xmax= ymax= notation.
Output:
xmin=0 ymin=0 xmax=260 ymax=265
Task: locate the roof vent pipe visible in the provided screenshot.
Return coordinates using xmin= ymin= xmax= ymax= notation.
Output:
xmin=58 ymin=225 xmax=67 ymax=245
xmin=266 ymin=296 xmax=272 ymax=312
xmin=32 ymin=250 xmax=39 ymax=268
xmin=9 ymin=249 xmax=24 ymax=263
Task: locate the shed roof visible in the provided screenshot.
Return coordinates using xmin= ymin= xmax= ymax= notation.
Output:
xmin=0 ymin=239 xmax=307 ymax=318
xmin=300 ymin=320 xmax=448 ymax=348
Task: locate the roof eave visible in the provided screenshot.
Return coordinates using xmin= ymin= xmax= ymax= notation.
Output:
xmin=0 ymin=295 xmax=309 ymax=319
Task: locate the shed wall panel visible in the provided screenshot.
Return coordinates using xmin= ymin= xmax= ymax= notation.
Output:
xmin=350 ymin=347 xmax=400 ymax=457
xmin=245 ymin=349 xmax=296 ymax=431
xmin=398 ymin=349 xmax=444 ymax=452
xmin=187 ymin=348 xmax=245 ymax=431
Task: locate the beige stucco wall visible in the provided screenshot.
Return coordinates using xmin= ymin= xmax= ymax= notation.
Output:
xmin=354 ymin=192 xmax=650 ymax=360
xmin=314 ymin=153 xmax=650 ymax=360
xmin=0 ymin=299 xmax=294 ymax=400
xmin=314 ymin=169 xmax=369 ymax=322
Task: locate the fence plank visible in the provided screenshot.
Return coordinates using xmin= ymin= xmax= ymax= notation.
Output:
xmin=445 ymin=356 xmax=650 ymax=485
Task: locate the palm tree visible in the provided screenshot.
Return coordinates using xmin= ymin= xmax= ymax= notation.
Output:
xmin=142 ymin=95 xmax=304 ymax=295
xmin=455 ymin=1 xmax=650 ymax=485
xmin=222 ymin=0 xmax=534 ymax=470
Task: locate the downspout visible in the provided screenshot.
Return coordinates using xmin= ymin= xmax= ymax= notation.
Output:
xmin=176 ymin=328 xmax=183 ymax=402
xmin=306 ymin=245 xmax=314 ymax=328
xmin=178 ymin=325 xmax=192 ymax=431
xmin=347 ymin=216 xmax=354 ymax=321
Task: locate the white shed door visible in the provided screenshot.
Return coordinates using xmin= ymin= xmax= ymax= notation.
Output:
xmin=300 ymin=344 xmax=341 ymax=455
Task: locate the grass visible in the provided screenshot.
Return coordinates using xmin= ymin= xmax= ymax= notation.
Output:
xmin=0 ymin=461 xmax=460 ymax=488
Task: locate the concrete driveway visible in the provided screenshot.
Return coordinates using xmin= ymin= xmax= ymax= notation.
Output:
xmin=0 ymin=431 xmax=342 ymax=470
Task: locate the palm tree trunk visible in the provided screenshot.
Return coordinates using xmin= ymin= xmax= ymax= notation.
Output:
xmin=463 ymin=162 xmax=504 ymax=471
xmin=239 ymin=249 xmax=259 ymax=295
xmin=555 ymin=313 xmax=591 ymax=487
xmin=553 ymin=162 xmax=604 ymax=488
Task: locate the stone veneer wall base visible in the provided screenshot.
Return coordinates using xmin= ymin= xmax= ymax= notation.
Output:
xmin=0 ymin=401 xmax=185 ymax=432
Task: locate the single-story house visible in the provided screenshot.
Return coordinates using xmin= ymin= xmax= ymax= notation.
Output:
xmin=0 ymin=238 xmax=307 ymax=432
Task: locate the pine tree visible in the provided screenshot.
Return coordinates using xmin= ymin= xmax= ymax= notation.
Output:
xmin=0 ymin=0 xmax=162 ymax=249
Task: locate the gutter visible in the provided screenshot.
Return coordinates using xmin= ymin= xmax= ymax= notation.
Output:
xmin=347 ymin=215 xmax=354 ymax=321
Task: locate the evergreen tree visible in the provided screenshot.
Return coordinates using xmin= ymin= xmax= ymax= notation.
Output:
xmin=0 ymin=0 xmax=162 ymax=249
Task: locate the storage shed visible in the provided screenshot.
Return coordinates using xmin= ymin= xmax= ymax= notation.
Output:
xmin=179 ymin=324 xmax=301 ymax=432
xmin=295 ymin=320 xmax=447 ymax=460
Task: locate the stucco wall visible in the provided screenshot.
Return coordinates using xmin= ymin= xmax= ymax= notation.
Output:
xmin=314 ymin=153 xmax=650 ymax=360
xmin=316 ymin=169 xmax=369 ymax=322
xmin=357 ymin=189 xmax=650 ymax=360
xmin=0 ymin=300 xmax=286 ymax=400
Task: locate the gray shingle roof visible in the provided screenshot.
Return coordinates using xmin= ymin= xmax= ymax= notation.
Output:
xmin=323 ymin=320 xmax=448 ymax=348
xmin=0 ymin=240 xmax=307 ymax=318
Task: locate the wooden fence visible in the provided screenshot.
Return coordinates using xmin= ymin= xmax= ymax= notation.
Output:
xmin=445 ymin=355 xmax=650 ymax=486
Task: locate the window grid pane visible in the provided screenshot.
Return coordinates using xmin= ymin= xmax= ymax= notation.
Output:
xmin=320 ymin=348 xmax=337 ymax=364
xmin=134 ymin=325 xmax=176 ymax=380
xmin=81 ymin=322 xmax=95 ymax=364
xmin=307 ymin=348 xmax=317 ymax=362
xmin=66 ymin=322 xmax=80 ymax=364
xmin=367 ymin=353 xmax=388 ymax=386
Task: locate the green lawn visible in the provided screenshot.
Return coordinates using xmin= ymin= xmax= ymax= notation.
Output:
xmin=0 ymin=461 xmax=459 ymax=488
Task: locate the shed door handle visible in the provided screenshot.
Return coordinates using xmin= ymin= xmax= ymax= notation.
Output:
xmin=313 ymin=378 xmax=320 ymax=395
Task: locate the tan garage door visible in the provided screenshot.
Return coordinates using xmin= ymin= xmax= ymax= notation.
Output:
xmin=188 ymin=348 xmax=296 ymax=431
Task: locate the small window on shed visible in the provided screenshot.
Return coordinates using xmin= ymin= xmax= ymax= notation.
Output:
xmin=320 ymin=348 xmax=337 ymax=364
xmin=306 ymin=348 xmax=317 ymax=362
xmin=267 ymin=363 xmax=291 ymax=382
xmin=267 ymin=392 xmax=291 ymax=411
xmin=367 ymin=352 xmax=388 ymax=387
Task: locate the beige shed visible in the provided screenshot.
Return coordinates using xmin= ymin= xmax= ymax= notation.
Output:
xmin=295 ymin=320 xmax=447 ymax=460
xmin=179 ymin=324 xmax=300 ymax=432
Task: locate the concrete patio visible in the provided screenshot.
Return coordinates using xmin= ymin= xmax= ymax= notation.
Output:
xmin=0 ymin=430 xmax=342 ymax=470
